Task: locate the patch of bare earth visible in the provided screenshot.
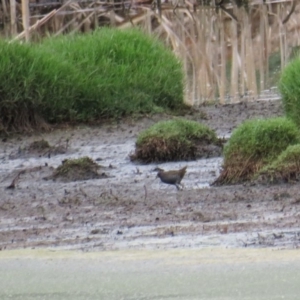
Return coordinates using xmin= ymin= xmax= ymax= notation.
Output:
xmin=1 ymin=99 xmax=300 ymax=251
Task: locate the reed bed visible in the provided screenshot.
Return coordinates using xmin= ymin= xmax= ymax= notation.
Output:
xmin=1 ymin=0 xmax=299 ymax=104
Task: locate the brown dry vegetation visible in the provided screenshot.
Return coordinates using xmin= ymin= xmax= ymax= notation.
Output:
xmin=44 ymin=156 xmax=109 ymax=182
xmin=130 ymin=137 xmax=223 ymax=163
xmin=213 ymin=155 xmax=265 ymax=185
xmin=0 ymin=0 xmax=298 ymax=104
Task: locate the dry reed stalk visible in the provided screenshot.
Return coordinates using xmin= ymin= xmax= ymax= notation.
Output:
xmin=68 ymin=2 xmax=82 ymax=32
xmin=193 ymin=10 xmax=203 ymax=102
xmin=180 ymin=11 xmax=187 ymax=65
xmin=210 ymin=10 xmax=220 ymax=101
xmin=54 ymin=16 xmax=76 ymax=36
xmin=176 ymin=11 xmax=190 ymax=103
xmin=53 ymin=13 xmax=63 ymax=32
xmin=255 ymin=5 xmax=265 ymax=90
xmin=21 ymin=0 xmax=30 ymax=41
xmin=198 ymin=8 xmax=215 ymax=102
xmin=144 ymin=9 xmax=152 ymax=34
xmin=11 ymin=1 xmax=71 ymax=42
xmin=94 ymin=3 xmax=99 ymax=28
xmin=84 ymin=3 xmax=97 ymax=32
xmin=158 ymin=12 xmax=196 ymax=105
xmin=278 ymin=4 xmax=284 ymax=69
xmin=10 ymin=0 xmax=17 ymax=36
xmin=240 ymin=18 xmax=245 ymax=97
xmin=188 ymin=17 xmax=197 ymax=105
xmin=241 ymin=9 xmax=247 ymax=96
xmin=230 ymin=7 xmax=239 ymax=102
xmin=70 ymin=11 xmax=94 ymax=33
xmin=11 ymin=9 xmax=55 ymax=42
xmin=265 ymin=4 xmax=272 ymax=85
xmin=2 ymin=0 xmax=8 ymax=17
xmin=203 ymin=8 xmax=213 ymax=100
xmin=160 ymin=15 xmax=178 ymax=49
xmin=244 ymin=8 xmax=257 ymax=97
xmin=206 ymin=9 xmax=213 ymax=99
xmin=163 ymin=11 xmax=186 ymax=101
xmin=258 ymin=4 xmax=265 ymax=91
xmin=219 ymin=11 xmax=226 ymax=104
xmin=181 ymin=22 xmax=194 ymax=104
xmin=117 ymin=10 xmax=152 ymax=29
xmin=277 ymin=4 xmax=288 ymax=70
xmin=109 ymin=0 xmax=116 ymax=26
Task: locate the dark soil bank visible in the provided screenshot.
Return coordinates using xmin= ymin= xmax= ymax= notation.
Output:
xmin=1 ymin=99 xmax=299 ymax=251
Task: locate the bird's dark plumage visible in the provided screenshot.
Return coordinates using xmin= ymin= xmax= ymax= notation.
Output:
xmin=155 ymin=166 xmax=187 ymax=190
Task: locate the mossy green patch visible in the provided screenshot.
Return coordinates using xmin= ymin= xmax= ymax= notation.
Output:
xmin=47 ymin=157 xmax=107 ymax=182
xmin=223 ymin=117 xmax=299 ymax=160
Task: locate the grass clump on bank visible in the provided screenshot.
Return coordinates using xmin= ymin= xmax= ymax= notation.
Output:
xmin=39 ymin=28 xmax=185 ymax=120
xmin=130 ymin=118 xmax=220 ymax=163
xmin=0 ymin=28 xmax=185 ymax=133
xmin=279 ymin=57 xmax=300 ymax=127
xmin=213 ymin=117 xmax=299 ymax=185
xmin=0 ymin=40 xmax=80 ymax=132
xmin=257 ymin=144 xmax=300 ymax=184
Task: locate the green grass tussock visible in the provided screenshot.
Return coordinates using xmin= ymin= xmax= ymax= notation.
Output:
xmin=279 ymin=57 xmax=300 ymax=127
xmin=39 ymin=28 xmax=185 ymax=120
xmin=214 ymin=117 xmax=299 ymax=185
xmin=131 ymin=118 xmax=219 ymax=163
xmin=223 ymin=117 xmax=299 ymax=160
xmin=0 ymin=40 xmax=80 ymax=131
xmin=0 ymin=28 xmax=185 ymax=133
xmin=136 ymin=118 xmax=217 ymax=146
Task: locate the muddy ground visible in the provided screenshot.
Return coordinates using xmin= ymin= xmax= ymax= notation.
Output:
xmin=0 ymin=99 xmax=300 ymax=251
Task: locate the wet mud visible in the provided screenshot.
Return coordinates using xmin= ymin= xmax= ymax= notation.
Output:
xmin=1 ymin=99 xmax=300 ymax=251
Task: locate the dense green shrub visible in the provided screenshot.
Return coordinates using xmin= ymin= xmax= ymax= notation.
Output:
xmin=213 ymin=117 xmax=299 ymax=185
xmin=0 ymin=28 xmax=185 ymax=132
xmin=39 ymin=28 xmax=185 ymax=120
xmin=130 ymin=118 xmax=220 ymax=163
xmin=279 ymin=57 xmax=300 ymax=127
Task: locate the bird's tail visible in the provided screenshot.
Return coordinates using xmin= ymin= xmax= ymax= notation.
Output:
xmin=179 ymin=166 xmax=187 ymax=177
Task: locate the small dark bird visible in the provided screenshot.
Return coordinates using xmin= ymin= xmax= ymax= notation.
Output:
xmin=155 ymin=166 xmax=187 ymax=190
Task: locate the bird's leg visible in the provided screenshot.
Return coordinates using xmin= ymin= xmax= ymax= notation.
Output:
xmin=176 ymin=184 xmax=183 ymax=191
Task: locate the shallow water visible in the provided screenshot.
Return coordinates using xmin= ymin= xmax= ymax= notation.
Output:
xmin=1 ymin=98 xmax=298 ymax=252
xmin=0 ymin=135 xmax=223 ymax=191
xmin=1 ymin=128 xmax=300 ymax=251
